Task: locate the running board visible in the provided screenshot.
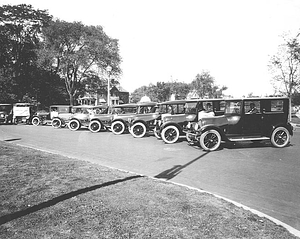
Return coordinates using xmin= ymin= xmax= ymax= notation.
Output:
xmin=228 ymin=137 xmax=269 ymax=142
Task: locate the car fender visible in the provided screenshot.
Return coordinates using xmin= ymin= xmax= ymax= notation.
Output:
xmin=200 ymin=125 xmax=227 ymax=141
xmin=131 ymin=119 xmax=151 ymax=130
xmin=270 ymin=123 xmax=294 ymax=136
xmin=161 ymin=122 xmax=182 ymax=134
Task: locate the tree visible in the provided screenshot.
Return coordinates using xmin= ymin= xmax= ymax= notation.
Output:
xmin=190 ymin=71 xmax=227 ymax=98
xmin=269 ymin=36 xmax=300 ymax=97
xmin=37 ymin=20 xmax=122 ymax=105
xmin=0 ymin=4 xmax=52 ymax=102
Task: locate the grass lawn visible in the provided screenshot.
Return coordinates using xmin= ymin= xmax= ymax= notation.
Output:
xmin=0 ymin=141 xmax=298 ymax=239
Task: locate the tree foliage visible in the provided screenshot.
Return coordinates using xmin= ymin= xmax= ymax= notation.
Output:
xmin=130 ymin=81 xmax=191 ymax=103
xmin=190 ymin=71 xmax=227 ymax=98
xmin=130 ymin=74 xmax=228 ymax=103
xmin=269 ymin=36 xmax=300 ymax=97
xmin=37 ymin=20 xmax=122 ymax=105
xmin=0 ymin=4 xmax=52 ymax=103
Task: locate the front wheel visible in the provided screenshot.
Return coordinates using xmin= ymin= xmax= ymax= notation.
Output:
xmin=68 ymin=119 xmax=81 ymax=131
xmin=161 ymin=125 xmax=180 ymax=144
xmin=89 ymin=121 xmax=102 ymax=133
xmin=51 ymin=118 xmax=62 ymax=129
xmin=131 ymin=122 xmax=147 ymax=138
xmin=111 ymin=121 xmax=125 ymax=135
xmin=271 ymin=127 xmax=290 ymax=148
xmin=31 ymin=116 xmax=40 ymax=126
xmin=199 ymin=129 xmax=221 ymax=151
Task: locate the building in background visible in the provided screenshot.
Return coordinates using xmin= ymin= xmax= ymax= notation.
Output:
xmin=77 ymin=85 xmax=129 ymax=106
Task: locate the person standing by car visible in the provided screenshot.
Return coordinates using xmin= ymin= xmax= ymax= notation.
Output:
xmin=198 ymin=102 xmax=215 ymax=118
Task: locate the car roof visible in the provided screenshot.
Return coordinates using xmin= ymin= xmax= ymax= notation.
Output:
xmin=160 ymin=99 xmax=199 ymax=105
xmin=137 ymin=102 xmax=158 ymax=106
xmin=50 ymin=105 xmax=72 ymax=108
xmin=112 ymin=103 xmax=137 ymax=108
xmin=13 ymin=103 xmax=33 ymax=106
xmin=72 ymin=105 xmax=107 ymax=109
xmin=223 ymin=97 xmax=290 ymax=101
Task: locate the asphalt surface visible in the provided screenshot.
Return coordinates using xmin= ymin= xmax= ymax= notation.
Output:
xmin=0 ymin=124 xmax=299 ymax=232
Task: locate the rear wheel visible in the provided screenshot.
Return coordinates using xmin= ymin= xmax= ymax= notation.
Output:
xmin=68 ymin=119 xmax=81 ymax=131
xmin=271 ymin=127 xmax=290 ymax=148
xmin=200 ymin=129 xmax=221 ymax=151
xmin=111 ymin=121 xmax=125 ymax=135
xmin=51 ymin=118 xmax=62 ymax=129
xmin=89 ymin=121 xmax=102 ymax=133
xmin=31 ymin=117 xmax=40 ymax=126
xmin=131 ymin=122 xmax=147 ymax=138
xmin=161 ymin=125 xmax=180 ymax=144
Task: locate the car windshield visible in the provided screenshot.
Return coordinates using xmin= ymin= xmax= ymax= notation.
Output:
xmin=73 ymin=108 xmax=92 ymax=114
xmin=155 ymin=103 xmax=186 ymax=114
xmin=138 ymin=105 xmax=157 ymax=114
xmin=111 ymin=107 xmax=137 ymax=114
xmin=0 ymin=105 xmax=11 ymax=111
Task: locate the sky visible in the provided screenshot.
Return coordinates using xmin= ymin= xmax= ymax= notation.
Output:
xmin=2 ymin=0 xmax=300 ymax=97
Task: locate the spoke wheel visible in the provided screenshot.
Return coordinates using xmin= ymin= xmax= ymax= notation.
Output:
xmin=131 ymin=122 xmax=147 ymax=138
xmin=89 ymin=121 xmax=102 ymax=133
xmin=31 ymin=117 xmax=40 ymax=126
xmin=111 ymin=121 xmax=125 ymax=135
xmin=271 ymin=127 xmax=290 ymax=148
xmin=68 ymin=119 xmax=81 ymax=131
xmin=51 ymin=118 xmax=62 ymax=128
xmin=161 ymin=125 xmax=180 ymax=144
xmin=200 ymin=129 xmax=221 ymax=151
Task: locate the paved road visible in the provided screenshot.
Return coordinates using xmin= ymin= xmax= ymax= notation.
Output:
xmin=0 ymin=125 xmax=299 ymax=231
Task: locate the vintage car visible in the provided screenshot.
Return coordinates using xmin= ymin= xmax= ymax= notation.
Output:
xmin=51 ymin=105 xmax=73 ymax=128
xmin=31 ymin=105 xmax=72 ymax=126
xmin=186 ymin=97 xmax=294 ymax=151
xmin=110 ymin=102 xmax=157 ymax=135
xmin=68 ymin=105 xmax=107 ymax=131
xmin=88 ymin=103 xmax=137 ymax=134
xmin=128 ymin=103 xmax=160 ymax=138
xmin=12 ymin=103 xmax=35 ymax=124
xmin=157 ymin=99 xmax=226 ymax=144
xmin=152 ymin=100 xmax=199 ymax=140
xmin=0 ymin=104 xmax=13 ymax=124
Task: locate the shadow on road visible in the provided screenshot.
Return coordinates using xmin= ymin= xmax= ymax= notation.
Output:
xmin=0 ymin=175 xmax=143 ymax=225
xmin=154 ymin=152 xmax=210 ymax=180
xmin=3 ymin=138 xmax=22 ymax=142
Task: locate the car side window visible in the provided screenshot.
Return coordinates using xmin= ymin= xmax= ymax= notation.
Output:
xmin=225 ymin=101 xmax=242 ymax=115
xmin=270 ymin=100 xmax=284 ymax=112
xmin=244 ymin=101 xmax=260 ymax=114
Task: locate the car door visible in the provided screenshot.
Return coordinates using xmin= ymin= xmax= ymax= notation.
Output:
xmin=241 ymin=100 xmax=263 ymax=136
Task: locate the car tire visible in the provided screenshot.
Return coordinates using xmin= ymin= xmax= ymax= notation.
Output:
xmin=51 ymin=118 xmax=62 ymax=129
xmin=200 ymin=129 xmax=221 ymax=151
xmin=89 ymin=121 xmax=102 ymax=133
xmin=131 ymin=122 xmax=147 ymax=138
xmin=161 ymin=125 xmax=180 ymax=144
xmin=271 ymin=127 xmax=290 ymax=148
xmin=31 ymin=117 xmax=40 ymax=126
xmin=111 ymin=121 xmax=125 ymax=135
xmin=68 ymin=119 xmax=81 ymax=131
